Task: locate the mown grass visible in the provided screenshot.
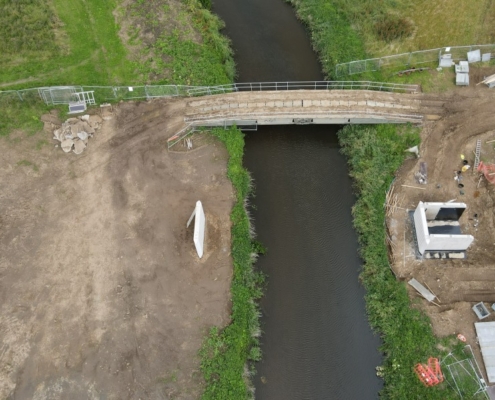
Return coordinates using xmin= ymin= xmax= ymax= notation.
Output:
xmin=338 ymin=124 xmax=459 ymax=399
xmin=0 ymin=0 xmax=135 ymax=88
xmin=200 ymin=127 xmax=263 ymax=400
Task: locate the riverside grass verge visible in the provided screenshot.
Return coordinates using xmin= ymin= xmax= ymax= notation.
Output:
xmin=118 ymin=0 xmax=235 ymax=85
xmin=286 ymin=0 xmax=495 ymax=81
xmin=338 ymin=124 xmax=460 ymax=399
xmin=200 ymin=127 xmax=264 ymax=400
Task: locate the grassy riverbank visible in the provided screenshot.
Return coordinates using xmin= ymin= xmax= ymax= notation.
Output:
xmin=287 ymin=0 xmax=495 ymax=79
xmin=338 ymin=125 xmax=459 ymax=399
xmin=200 ymin=127 xmax=263 ymax=400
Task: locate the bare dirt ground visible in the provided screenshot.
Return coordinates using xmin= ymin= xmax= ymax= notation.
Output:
xmin=0 ymin=98 xmax=234 ymax=399
xmin=388 ymin=66 xmax=495 ymax=379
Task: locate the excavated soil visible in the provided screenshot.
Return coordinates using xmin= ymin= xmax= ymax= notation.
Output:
xmin=388 ymin=80 xmax=495 ymax=378
xmin=0 ymin=98 xmax=234 ymax=399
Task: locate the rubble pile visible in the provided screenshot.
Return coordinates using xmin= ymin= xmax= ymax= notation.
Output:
xmin=53 ymin=115 xmax=103 ymax=154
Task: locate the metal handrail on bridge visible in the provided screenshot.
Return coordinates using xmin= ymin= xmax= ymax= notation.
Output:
xmin=186 ymin=81 xmax=420 ymax=96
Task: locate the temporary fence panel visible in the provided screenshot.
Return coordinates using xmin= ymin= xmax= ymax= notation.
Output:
xmin=83 ymin=86 xmax=117 ymax=102
xmin=145 ymin=85 xmax=179 ymax=98
xmin=1 ymin=81 xmax=419 ymax=109
xmin=111 ymin=86 xmax=148 ymax=100
xmin=38 ymin=86 xmax=83 ymax=105
xmin=336 ymin=44 xmax=495 ymax=76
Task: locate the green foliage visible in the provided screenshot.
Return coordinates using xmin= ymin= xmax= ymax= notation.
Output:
xmin=374 ymin=15 xmax=414 ymax=43
xmin=155 ymin=21 xmax=234 ymax=86
xmin=286 ymin=0 xmax=367 ymax=79
xmin=338 ymin=124 xmax=458 ymax=399
xmin=198 ymin=0 xmax=211 ymax=10
xmin=0 ymin=0 xmax=57 ymax=55
xmin=200 ymin=127 xmax=263 ymax=400
xmin=0 ymin=95 xmax=47 ymax=137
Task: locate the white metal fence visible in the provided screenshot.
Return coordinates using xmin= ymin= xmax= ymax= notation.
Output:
xmin=0 ymin=84 xmax=193 ymax=105
xmin=186 ymin=81 xmax=419 ymax=96
xmin=335 ymin=44 xmax=495 ymax=77
xmin=0 ymin=81 xmax=419 ymax=107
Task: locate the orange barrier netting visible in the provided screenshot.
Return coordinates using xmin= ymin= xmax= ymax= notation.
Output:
xmin=414 ymin=358 xmax=443 ymax=387
xmin=428 ymin=357 xmax=444 ymax=383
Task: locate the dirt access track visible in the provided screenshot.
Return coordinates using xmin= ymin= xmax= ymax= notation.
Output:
xmin=0 ymin=99 xmax=234 ymax=399
xmin=387 ymin=72 xmax=495 ymax=378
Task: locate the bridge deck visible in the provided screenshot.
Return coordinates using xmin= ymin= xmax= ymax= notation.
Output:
xmin=184 ymin=90 xmax=445 ymax=126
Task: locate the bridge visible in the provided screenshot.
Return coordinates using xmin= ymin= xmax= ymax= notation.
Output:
xmin=167 ymin=82 xmax=445 ymax=144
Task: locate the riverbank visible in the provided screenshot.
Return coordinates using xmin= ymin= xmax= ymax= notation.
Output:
xmin=287 ymin=0 xmax=495 ymax=79
xmin=200 ymin=127 xmax=264 ymax=400
xmin=338 ymin=124 xmax=457 ymax=398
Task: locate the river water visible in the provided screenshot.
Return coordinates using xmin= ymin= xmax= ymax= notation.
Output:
xmin=211 ymin=0 xmax=383 ymax=398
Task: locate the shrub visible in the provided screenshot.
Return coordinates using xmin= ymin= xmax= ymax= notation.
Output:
xmin=375 ymin=15 xmax=414 ymax=42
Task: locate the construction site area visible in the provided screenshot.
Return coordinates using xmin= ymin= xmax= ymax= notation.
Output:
xmin=387 ymin=67 xmax=495 ymax=397
xmin=2 ymin=65 xmax=495 ymax=397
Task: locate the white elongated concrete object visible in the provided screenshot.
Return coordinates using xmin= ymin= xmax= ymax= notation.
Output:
xmin=475 ymin=322 xmax=495 ymax=383
xmin=187 ymin=201 xmax=206 ymax=258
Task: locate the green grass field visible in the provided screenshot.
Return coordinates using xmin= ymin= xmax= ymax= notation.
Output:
xmin=0 ymin=0 xmax=135 ymax=88
xmin=0 ymin=0 xmax=234 ymax=135
xmin=0 ymin=0 xmax=234 ymax=89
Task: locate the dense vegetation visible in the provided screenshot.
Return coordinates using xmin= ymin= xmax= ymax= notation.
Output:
xmin=338 ymin=124 xmax=459 ymax=399
xmin=285 ymin=0 xmax=367 ymax=79
xmin=0 ymin=0 xmax=58 ymax=55
xmin=121 ymin=0 xmax=234 ymax=85
xmin=200 ymin=127 xmax=264 ymax=400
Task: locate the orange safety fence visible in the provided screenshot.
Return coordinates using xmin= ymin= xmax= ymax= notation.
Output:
xmin=414 ymin=358 xmax=443 ymax=387
xmin=428 ymin=357 xmax=444 ymax=383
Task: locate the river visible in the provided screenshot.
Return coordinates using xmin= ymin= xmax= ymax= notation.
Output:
xmin=211 ymin=0 xmax=383 ymax=398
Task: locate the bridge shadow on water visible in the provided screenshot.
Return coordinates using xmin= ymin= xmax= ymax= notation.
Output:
xmin=212 ymin=0 xmax=383 ymax=398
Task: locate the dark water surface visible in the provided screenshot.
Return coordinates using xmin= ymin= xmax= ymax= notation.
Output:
xmin=211 ymin=0 xmax=383 ymax=398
